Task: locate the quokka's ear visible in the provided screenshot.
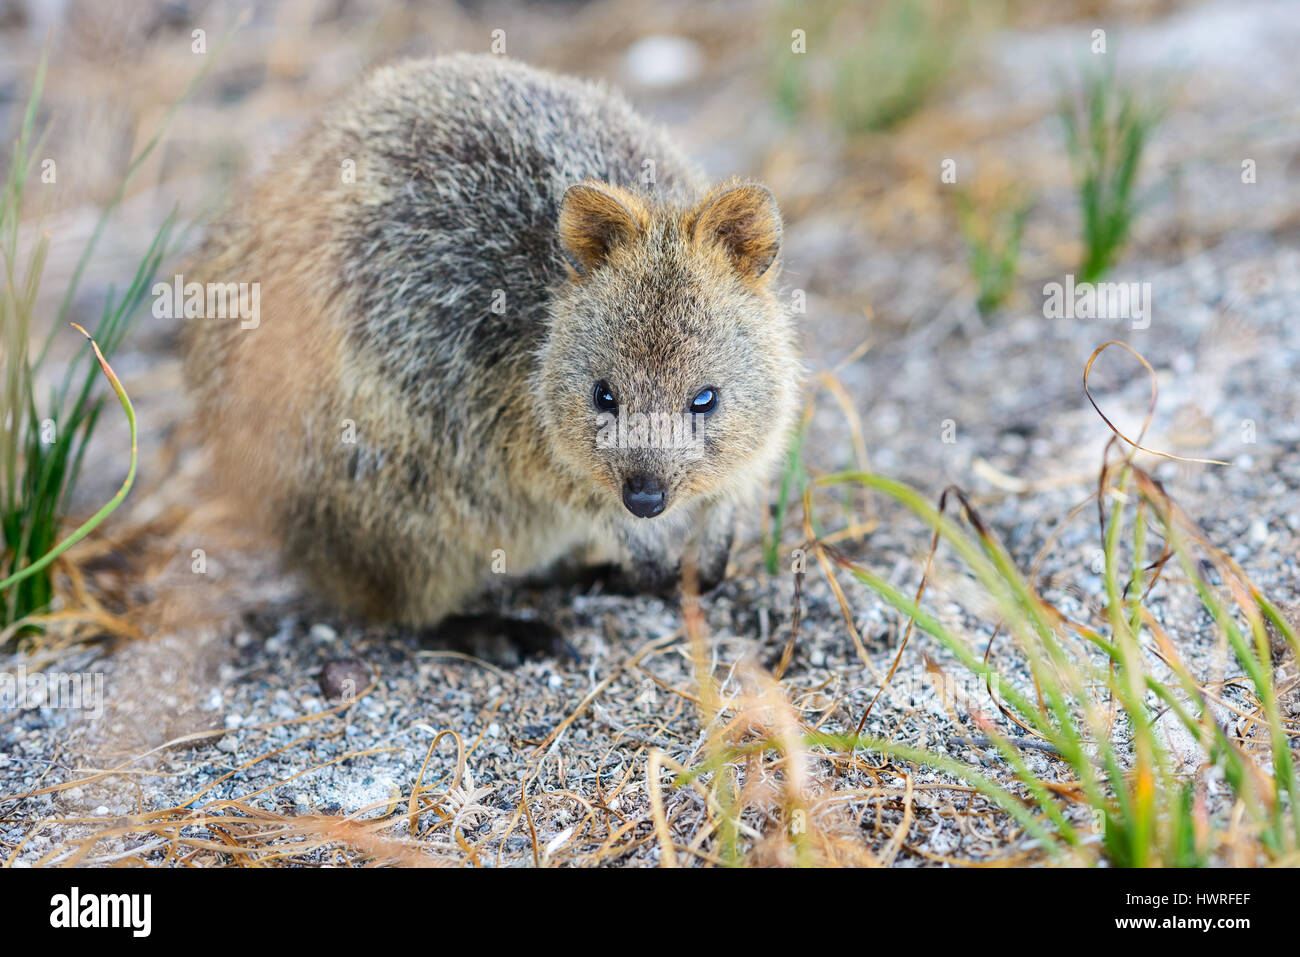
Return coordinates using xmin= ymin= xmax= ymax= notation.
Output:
xmin=690 ymin=183 xmax=782 ymax=282
xmin=557 ymin=181 xmax=648 ymax=277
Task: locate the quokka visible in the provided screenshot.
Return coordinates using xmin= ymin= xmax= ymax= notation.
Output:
xmin=184 ymin=53 xmax=800 ymax=659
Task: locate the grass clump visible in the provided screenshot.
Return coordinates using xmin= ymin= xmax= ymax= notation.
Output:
xmin=0 ymin=56 xmax=178 ymax=638
xmin=831 ymin=0 xmax=960 ymax=134
xmin=828 ymin=463 xmax=1295 ymax=866
xmin=768 ymin=0 xmax=968 ymax=134
xmin=956 ymin=189 xmax=1031 ymax=316
xmin=1059 ymin=64 xmax=1162 ymax=282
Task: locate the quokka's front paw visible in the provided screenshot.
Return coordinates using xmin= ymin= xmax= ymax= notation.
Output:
xmin=695 ymin=555 xmax=730 ymax=594
xmin=420 ymin=614 xmax=580 ymax=667
xmin=617 ymin=561 xmax=682 ymax=598
xmin=601 ymin=561 xmax=730 ymax=597
xmin=693 ymin=508 xmax=735 ymax=594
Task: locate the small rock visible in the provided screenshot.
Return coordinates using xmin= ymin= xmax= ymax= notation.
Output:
xmin=309 ymin=623 xmax=338 ymax=643
xmin=319 ymin=658 xmax=370 ymax=701
xmin=216 ymin=735 xmax=239 ymax=753
xmin=623 ymin=35 xmax=703 ymax=89
xmin=1248 ymin=519 xmax=1269 ymax=545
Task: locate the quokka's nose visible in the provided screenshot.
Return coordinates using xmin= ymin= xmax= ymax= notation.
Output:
xmin=622 ymin=474 xmax=667 ymax=518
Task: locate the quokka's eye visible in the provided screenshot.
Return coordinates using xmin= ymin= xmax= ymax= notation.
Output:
xmin=689 ymin=386 xmax=718 ymax=415
xmin=593 ymin=380 xmax=618 ymax=413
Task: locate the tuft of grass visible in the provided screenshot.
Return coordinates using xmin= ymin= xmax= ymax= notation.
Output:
xmin=956 ymin=189 xmax=1032 ymax=316
xmin=684 ymin=456 xmax=1298 ymax=865
xmin=1059 ymin=64 xmax=1162 ymax=282
xmin=767 ymin=0 xmax=823 ymax=121
xmin=768 ymin=0 xmax=967 ymax=135
xmin=0 ymin=55 xmax=182 ymax=638
xmin=824 ymin=465 xmax=1296 ymax=866
xmin=831 ymin=0 xmax=959 ymax=134
xmin=0 ymin=324 xmax=139 ymax=600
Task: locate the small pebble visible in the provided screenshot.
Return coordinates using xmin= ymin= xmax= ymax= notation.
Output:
xmin=319 ymin=658 xmax=370 ymax=701
xmin=623 ymin=35 xmax=702 ymax=88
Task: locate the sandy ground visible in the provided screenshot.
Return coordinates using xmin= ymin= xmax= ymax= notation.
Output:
xmin=2 ymin=0 xmax=1299 ymax=865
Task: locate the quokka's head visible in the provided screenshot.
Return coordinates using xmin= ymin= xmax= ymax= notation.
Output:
xmin=537 ymin=178 xmax=800 ymax=519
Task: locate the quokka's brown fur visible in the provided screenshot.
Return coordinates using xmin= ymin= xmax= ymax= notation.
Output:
xmin=184 ymin=53 xmax=800 ymax=632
